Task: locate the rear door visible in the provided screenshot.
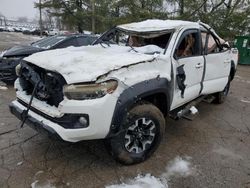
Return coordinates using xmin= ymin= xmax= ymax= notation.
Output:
xmin=201 ymin=32 xmax=231 ymax=95
xmin=171 ymin=29 xmax=205 ymax=109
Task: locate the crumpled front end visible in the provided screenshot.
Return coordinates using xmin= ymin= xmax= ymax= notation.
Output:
xmin=10 ymin=61 xmax=119 ymax=142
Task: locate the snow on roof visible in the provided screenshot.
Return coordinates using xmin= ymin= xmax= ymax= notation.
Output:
xmin=117 ymin=19 xmax=199 ymax=32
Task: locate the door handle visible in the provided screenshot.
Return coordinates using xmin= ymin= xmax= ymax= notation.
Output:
xmin=195 ymin=63 xmax=203 ymax=69
xmin=224 ymin=60 xmax=231 ymax=64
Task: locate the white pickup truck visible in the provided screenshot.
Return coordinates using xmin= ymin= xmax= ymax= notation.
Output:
xmin=10 ymin=19 xmax=238 ymax=164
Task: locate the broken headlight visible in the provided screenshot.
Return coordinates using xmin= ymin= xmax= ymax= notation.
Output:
xmin=15 ymin=63 xmax=22 ymax=76
xmin=63 ymin=80 xmax=118 ymax=100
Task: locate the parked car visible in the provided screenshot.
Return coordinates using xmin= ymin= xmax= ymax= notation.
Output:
xmin=10 ymin=19 xmax=238 ymax=164
xmin=48 ymin=28 xmax=59 ymax=36
xmin=0 ymin=34 xmax=98 ymax=84
xmin=0 ymin=26 xmax=5 ymax=32
xmin=31 ymin=29 xmax=49 ymax=36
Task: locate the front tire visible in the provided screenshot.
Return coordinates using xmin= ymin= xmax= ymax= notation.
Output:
xmin=105 ymin=103 xmax=165 ymax=165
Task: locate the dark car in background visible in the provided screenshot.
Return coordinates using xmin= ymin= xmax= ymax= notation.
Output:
xmin=0 ymin=34 xmax=98 ymax=84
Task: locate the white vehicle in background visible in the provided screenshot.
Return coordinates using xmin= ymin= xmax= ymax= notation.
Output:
xmin=48 ymin=28 xmax=59 ymax=36
xmin=6 ymin=27 xmax=15 ymax=32
xmin=10 ymin=19 xmax=238 ymax=165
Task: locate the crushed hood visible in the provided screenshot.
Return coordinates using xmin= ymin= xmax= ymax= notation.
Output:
xmin=3 ymin=45 xmax=43 ymax=58
xmin=24 ymin=45 xmax=157 ymax=84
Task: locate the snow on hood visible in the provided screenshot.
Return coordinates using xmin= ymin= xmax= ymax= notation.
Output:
xmin=118 ymin=19 xmax=198 ymax=33
xmin=134 ymin=45 xmax=164 ymax=54
xmin=24 ymin=45 xmax=159 ymax=84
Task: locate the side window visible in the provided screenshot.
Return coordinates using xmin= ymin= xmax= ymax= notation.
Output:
xmin=207 ymin=34 xmax=220 ymax=54
xmin=175 ymin=30 xmax=201 ymax=58
xmin=201 ymin=32 xmax=208 ymax=54
xmin=56 ymin=38 xmax=78 ymax=48
xmin=88 ymin=37 xmax=97 ymax=44
xmin=76 ymin=36 xmax=92 ymax=46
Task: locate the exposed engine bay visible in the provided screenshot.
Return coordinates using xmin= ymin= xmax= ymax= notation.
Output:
xmin=18 ymin=61 xmax=66 ymax=107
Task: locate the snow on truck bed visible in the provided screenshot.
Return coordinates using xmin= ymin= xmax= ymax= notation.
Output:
xmin=24 ymin=45 xmax=160 ymax=84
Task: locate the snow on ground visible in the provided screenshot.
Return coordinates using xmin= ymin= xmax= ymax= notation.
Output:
xmin=30 ymin=180 xmax=56 ymax=188
xmin=106 ymin=156 xmax=195 ymax=188
xmin=31 ymin=170 xmax=56 ymax=188
xmin=16 ymin=161 xmax=23 ymax=166
xmin=240 ymin=99 xmax=250 ymax=104
xmin=106 ymin=174 xmax=166 ymax=188
xmin=162 ymin=156 xmax=195 ymax=179
xmin=0 ymin=86 xmax=8 ymax=90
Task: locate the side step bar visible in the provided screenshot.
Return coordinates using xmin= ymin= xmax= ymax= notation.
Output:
xmin=169 ymin=95 xmax=215 ymax=121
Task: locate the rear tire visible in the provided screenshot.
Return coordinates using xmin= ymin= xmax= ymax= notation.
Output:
xmin=214 ymin=79 xmax=230 ymax=104
xmin=105 ymin=103 xmax=165 ymax=165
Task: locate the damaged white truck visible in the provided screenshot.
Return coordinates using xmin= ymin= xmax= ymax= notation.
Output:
xmin=10 ymin=20 xmax=238 ymax=164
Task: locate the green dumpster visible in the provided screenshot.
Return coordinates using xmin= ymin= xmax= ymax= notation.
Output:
xmin=234 ymin=36 xmax=250 ymax=65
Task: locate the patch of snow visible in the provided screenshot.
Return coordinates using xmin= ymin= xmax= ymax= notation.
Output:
xmin=234 ymin=75 xmax=242 ymax=79
xmin=106 ymin=156 xmax=195 ymax=188
xmin=17 ymin=161 xmax=23 ymax=166
xmin=189 ymin=106 xmax=198 ymax=115
xmin=83 ymin=30 xmax=92 ymax=34
xmin=235 ymin=78 xmax=250 ymax=84
xmin=118 ymin=19 xmax=199 ymax=32
xmin=106 ymin=174 xmax=167 ymax=188
xmin=35 ymin=170 xmax=44 ymax=176
xmin=162 ymin=156 xmax=195 ymax=179
xmin=24 ymin=45 xmax=156 ymax=84
xmin=240 ymin=99 xmax=250 ymax=104
xmin=134 ymin=45 xmax=164 ymax=54
xmin=0 ymin=86 xmax=8 ymax=90
xmin=31 ymin=180 xmax=39 ymax=188
xmin=30 ymin=180 xmax=56 ymax=188
xmin=0 ymin=50 xmax=6 ymax=57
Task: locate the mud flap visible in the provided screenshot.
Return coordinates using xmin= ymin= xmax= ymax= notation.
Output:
xmin=176 ymin=65 xmax=186 ymax=98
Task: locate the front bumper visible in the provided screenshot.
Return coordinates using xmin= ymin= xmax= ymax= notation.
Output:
xmin=10 ymin=90 xmax=118 ymax=142
xmin=0 ymin=60 xmax=19 ymax=83
xmin=9 ymin=101 xmax=58 ymax=136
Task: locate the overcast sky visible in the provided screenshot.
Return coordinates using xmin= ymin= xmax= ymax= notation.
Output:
xmin=0 ymin=0 xmax=38 ymax=20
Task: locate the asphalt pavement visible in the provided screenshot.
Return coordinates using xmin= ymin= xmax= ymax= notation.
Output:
xmin=0 ymin=32 xmax=249 ymax=188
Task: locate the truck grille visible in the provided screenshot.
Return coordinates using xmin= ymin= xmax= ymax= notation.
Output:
xmin=19 ymin=61 xmax=66 ymax=107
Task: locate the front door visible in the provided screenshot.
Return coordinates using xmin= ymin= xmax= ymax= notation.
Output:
xmin=171 ymin=29 xmax=204 ymax=109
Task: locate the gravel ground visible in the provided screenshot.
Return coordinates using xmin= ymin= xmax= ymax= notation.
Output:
xmin=0 ymin=32 xmax=250 ymax=188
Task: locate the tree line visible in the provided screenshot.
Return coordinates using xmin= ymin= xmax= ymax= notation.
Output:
xmin=35 ymin=0 xmax=250 ymax=39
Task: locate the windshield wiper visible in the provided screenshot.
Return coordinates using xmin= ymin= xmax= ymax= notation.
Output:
xmin=96 ymin=38 xmax=111 ymax=48
xmin=127 ymin=44 xmax=138 ymax=53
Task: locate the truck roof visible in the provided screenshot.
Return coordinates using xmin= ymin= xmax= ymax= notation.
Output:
xmin=117 ymin=19 xmax=199 ymax=33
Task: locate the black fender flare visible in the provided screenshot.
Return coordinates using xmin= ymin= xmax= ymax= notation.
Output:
xmin=230 ymin=60 xmax=236 ymax=81
xmin=106 ymin=77 xmax=173 ymax=138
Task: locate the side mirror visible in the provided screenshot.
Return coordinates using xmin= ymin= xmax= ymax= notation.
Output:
xmin=221 ymin=43 xmax=230 ymax=49
xmin=232 ymin=48 xmax=238 ymax=54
